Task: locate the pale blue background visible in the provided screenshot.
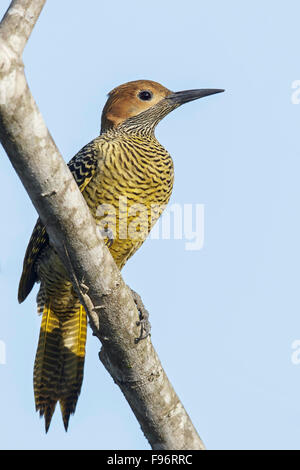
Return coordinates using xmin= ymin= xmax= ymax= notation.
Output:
xmin=0 ymin=0 xmax=300 ymax=450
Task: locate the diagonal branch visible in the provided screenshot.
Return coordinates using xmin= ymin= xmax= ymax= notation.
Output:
xmin=0 ymin=0 xmax=205 ymax=450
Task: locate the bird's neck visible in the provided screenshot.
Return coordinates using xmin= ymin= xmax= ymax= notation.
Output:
xmin=100 ymin=127 xmax=169 ymax=160
xmin=102 ymin=125 xmax=157 ymax=142
xmin=118 ymin=121 xmax=157 ymax=136
xmin=101 ymin=108 xmax=164 ymax=137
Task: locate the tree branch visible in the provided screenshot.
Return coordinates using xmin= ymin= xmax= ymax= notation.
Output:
xmin=0 ymin=0 xmax=205 ymax=450
xmin=0 ymin=0 xmax=45 ymax=56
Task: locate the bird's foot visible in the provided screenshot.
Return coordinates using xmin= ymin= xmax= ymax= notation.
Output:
xmin=130 ymin=288 xmax=151 ymax=343
xmin=99 ymin=227 xmax=114 ymax=248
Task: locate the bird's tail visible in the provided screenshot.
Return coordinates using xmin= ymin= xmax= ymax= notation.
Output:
xmin=33 ymin=302 xmax=87 ymax=432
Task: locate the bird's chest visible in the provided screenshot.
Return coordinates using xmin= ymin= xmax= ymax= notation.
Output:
xmin=81 ymin=139 xmax=174 ymax=268
xmin=85 ymin=141 xmax=174 ymax=211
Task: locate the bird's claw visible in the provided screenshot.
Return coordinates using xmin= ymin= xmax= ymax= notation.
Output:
xmin=135 ymin=315 xmax=151 ymax=343
xmin=130 ymin=288 xmax=151 ymax=343
xmin=99 ymin=227 xmax=114 ymax=248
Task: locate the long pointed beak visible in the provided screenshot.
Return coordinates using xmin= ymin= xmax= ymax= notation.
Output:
xmin=166 ymin=88 xmax=224 ymax=105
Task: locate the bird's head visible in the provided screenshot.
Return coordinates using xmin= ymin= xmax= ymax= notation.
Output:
xmin=101 ymin=79 xmax=224 ymax=134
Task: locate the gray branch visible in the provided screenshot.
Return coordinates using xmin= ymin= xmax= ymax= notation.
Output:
xmin=0 ymin=0 xmax=205 ymax=450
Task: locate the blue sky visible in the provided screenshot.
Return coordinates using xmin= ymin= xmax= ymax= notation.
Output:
xmin=1 ymin=0 xmax=300 ymax=450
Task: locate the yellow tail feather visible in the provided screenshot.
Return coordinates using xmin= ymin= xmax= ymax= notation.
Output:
xmin=34 ymin=303 xmax=87 ymax=432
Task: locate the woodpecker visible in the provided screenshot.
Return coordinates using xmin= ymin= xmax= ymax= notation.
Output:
xmin=18 ymin=80 xmax=224 ymax=432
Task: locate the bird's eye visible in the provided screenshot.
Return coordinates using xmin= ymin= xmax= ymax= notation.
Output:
xmin=138 ymin=90 xmax=153 ymax=101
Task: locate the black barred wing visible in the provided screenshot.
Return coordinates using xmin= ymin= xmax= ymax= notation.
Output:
xmin=67 ymin=141 xmax=100 ymax=192
xmin=18 ymin=140 xmax=100 ymax=303
xmin=18 ymin=218 xmax=48 ymax=303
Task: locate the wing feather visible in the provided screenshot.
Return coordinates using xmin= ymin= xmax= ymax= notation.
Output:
xmin=18 ymin=140 xmax=100 ymax=303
